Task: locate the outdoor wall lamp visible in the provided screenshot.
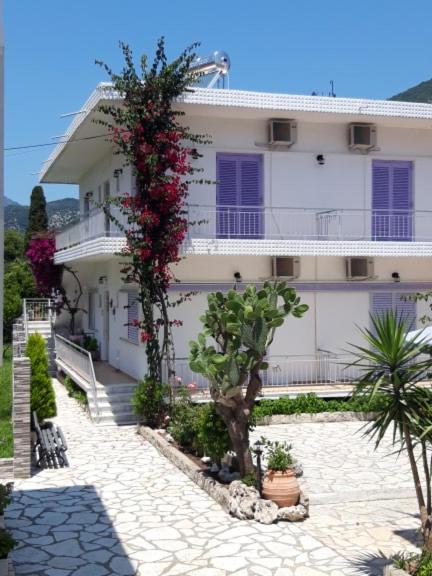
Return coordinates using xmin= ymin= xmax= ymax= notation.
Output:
xmin=252 ymin=440 xmax=263 ymax=496
xmin=113 ymin=168 xmax=123 ymax=178
xmin=316 ymin=154 xmax=325 ymax=166
xmin=392 ymin=272 xmax=400 ymax=282
xmin=233 ymin=272 xmax=242 ymax=291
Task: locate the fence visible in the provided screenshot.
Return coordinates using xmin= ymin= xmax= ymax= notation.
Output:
xmin=166 ymin=354 xmax=360 ymax=392
xmin=54 ymin=334 xmax=100 ymax=420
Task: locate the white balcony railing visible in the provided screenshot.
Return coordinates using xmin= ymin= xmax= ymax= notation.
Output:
xmin=55 ymin=205 xmax=432 ymax=253
xmin=166 ymin=354 xmax=361 ymax=391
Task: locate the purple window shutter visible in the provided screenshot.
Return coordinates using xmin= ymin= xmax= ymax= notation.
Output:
xmin=372 ymin=160 xmax=413 ymax=241
xmin=394 ymin=293 xmax=416 ymax=329
xmin=216 ymin=153 xmax=263 ymax=239
xmin=371 ymin=292 xmax=416 ymax=331
xmin=392 ymin=163 xmax=412 ymax=241
xmin=217 ymin=154 xmax=238 ymax=238
xmin=372 ymin=292 xmax=393 ymax=317
xmin=239 ymin=155 xmax=263 ymax=238
xmin=372 ymin=162 xmax=391 ymax=240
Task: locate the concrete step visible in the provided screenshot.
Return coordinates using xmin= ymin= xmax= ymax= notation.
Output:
xmin=88 ymin=400 xmax=135 ymax=415
xmin=95 ymin=413 xmax=138 ymax=426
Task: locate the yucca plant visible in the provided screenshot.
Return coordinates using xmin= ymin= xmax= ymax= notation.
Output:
xmin=350 ymin=311 xmax=432 ymax=550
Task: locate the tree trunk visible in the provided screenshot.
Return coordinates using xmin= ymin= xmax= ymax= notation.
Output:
xmin=215 ymin=401 xmax=254 ymax=477
xmin=403 ymin=421 xmax=432 ymax=549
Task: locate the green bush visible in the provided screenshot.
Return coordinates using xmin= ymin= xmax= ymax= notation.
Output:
xmin=25 ymin=333 xmax=56 ymax=421
xmin=197 ymin=402 xmax=231 ymax=464
xmin=169 ymin=389 xmax=203 ymax=453
xmin=252 ymin=392 xmax=389 ymax=421
xmin=63 ymin=376 xmax=87 ymax=406
xmin=0 ymin=528 xmax=16 ymax=559
xmin=132 ymin=377 xmax=170 ymax=428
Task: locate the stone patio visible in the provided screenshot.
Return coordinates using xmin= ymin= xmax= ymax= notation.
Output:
xmin=5 ymin=380 xmax=420 ymax=575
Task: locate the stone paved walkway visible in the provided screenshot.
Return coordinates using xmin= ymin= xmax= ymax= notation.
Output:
xmin=6 ymin=381 xmax=420 ymax=575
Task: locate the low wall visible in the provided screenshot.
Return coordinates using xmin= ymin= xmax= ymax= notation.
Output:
xmin=13 ymin=357 xmax=31 ymax=479
xmin=139 ymin=426 xmax=230 ymax=510
xmin=256 ymin=411 xmax=377 ymax=426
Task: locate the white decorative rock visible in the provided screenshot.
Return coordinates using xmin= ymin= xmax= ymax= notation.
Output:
xmin=277 ymin=504 xmax=308 ymax=522
xmin=254 ymin=499 xmax=278 ymax=524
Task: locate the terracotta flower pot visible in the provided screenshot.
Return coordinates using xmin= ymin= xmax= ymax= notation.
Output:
xmin=262 ymin=469 xmax=300 ymax=508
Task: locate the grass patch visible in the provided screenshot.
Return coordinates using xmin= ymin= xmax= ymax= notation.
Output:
xmin=0 ymin=352 xmax=13 ymax=458
xmin=63 ymin=376 xmax=88 ymax=407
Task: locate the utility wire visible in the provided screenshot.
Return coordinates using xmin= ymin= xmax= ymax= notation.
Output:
xmin=4 ymin=132 xmax=111 ymax=153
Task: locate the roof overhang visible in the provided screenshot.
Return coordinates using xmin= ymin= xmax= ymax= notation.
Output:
xmin=41 ymin=83 xmax=432 ymax=184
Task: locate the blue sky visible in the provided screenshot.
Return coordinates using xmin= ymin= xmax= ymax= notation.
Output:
xmin=5 ymin=0 xmax=432 ymax=204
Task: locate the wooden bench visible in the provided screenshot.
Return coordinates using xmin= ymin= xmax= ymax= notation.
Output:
xmin=32 ymin=412 xmax=69 ymax=468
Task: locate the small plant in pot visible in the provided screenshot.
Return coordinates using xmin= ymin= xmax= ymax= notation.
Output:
xmin=261 ymin=438 xmax=300 ymax=508
xmin=0 ymin=528 xmax=16 ymax=575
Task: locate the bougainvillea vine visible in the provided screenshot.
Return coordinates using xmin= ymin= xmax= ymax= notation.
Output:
xmin=96 ymin=39 xmax=210 ymax=383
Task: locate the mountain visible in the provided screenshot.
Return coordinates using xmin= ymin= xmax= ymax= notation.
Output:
xmin=5 ymin=197 xmax=79 ymax=232
xmin=4 ymin=197 xmax=20 ymax=207
xmin=389 ymin=79 xmax=432 ymax=103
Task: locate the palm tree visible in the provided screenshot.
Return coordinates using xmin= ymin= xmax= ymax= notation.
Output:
xmin=350 ymin=311 xmax=432 ymax=550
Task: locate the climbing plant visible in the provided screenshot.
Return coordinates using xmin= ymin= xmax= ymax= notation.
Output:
xmin=96 ymin=39 xmax=209 ymax=383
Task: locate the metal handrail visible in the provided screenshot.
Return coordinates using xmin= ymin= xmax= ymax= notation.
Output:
xmin=55 ymin=334 xmax=100 ymax=421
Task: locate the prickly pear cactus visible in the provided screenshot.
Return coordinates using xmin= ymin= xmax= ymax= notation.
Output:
xmin=189 ymin=281 xmax=308 ymax=403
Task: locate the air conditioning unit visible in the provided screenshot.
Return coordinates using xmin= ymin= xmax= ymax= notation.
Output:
xmin=348 ymin=123 xmax=377 ymax=151
xmin=268 ymin=119 xmax=297 ymax=147
xmin=346 ymin=257 xmax=374 ymax=280
xmin=272 ymin=257 xmax=300 ymax=279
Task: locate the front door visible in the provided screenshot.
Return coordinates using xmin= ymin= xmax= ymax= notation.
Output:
xmin=216 ymin=153 xmax=264 ymax=239
xmin=372 ymin=160 xmax=413 ymax=241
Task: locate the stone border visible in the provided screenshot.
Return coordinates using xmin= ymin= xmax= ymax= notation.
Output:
xmin=256 ymin=411 xmax=377 ymax=426
xmin=0 ymin=458 xmax=13 ymax=480
xmin=138 ymin=426 xmax=230 ymax=510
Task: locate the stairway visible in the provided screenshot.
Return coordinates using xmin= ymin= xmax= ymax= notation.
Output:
xmin=87 ymin=382 xmax=139 ymax=426
xmin=27 ymin=320 xmax=57 ymax=375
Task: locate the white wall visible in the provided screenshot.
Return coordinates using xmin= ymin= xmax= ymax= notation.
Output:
xmin=185 ymin=116 xmax=432 ymax=216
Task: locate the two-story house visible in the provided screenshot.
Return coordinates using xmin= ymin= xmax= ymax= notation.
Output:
xmin=42 ymin=82 xmax=432 ymax=423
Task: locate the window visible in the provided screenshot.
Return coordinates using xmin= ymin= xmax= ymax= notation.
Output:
xmin=372 ymin=161 xmax=413 ymax=241
xmin=216 ymin=153 xmax=264 ymax=239
xmin=88 ymin=292 xmax=96 ymax=330
xmin=127 ymin=292 xmax=139 ymax=344
xmin=371 ymin=292 xmax=416 ymax=329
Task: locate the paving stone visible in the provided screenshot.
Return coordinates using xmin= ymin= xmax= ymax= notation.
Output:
xmin=8 ymin=379 xmax=422 ymax=576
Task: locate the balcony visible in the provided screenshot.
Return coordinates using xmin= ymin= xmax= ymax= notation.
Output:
xmin=54 ymin=205 xmax=432 ymax=263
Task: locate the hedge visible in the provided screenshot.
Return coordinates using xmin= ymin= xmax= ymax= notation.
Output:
xmin=25 ymin=333 xmax=56 ymax=421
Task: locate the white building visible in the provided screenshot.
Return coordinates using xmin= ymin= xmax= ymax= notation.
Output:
xmin=41 ymin=83 xmax=432 ymax=422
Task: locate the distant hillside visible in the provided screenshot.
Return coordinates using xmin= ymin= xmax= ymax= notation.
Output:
xmin=5 ymin=197 xmax=79 ymax=232
xmin=4 ymin=197 xmax=20 ymax=207
xmin=389 ymin=79 xmax=432 ymax=103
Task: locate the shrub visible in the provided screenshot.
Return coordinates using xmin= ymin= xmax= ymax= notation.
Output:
xmin=168 ymin=389 xmax=203 ymax=453
xmin=0 ymin=483 xmax=12 ymax=516
xmin=197 ymin=402 xmax=231 ymax=464
xmin=0 ymin=528 xmax=16 ymax=559
xmin=83 ymin=336 xmax=98 ymax=352
xmin=63 ymin=376 xmax=87 ymax=406
xmin=25 ymin=333 xmax=56 ymax=421
xmin=132 ymin=377 xmax=170 ymax=428
xmin=252 ymin=392 xmax=389 ymax=421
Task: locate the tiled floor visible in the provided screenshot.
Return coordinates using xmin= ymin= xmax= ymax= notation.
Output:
xmin=6 ymin=380 xmax=420 ymax=575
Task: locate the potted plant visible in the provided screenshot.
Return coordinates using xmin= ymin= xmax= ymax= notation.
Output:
xmin=0 ymin=528 xmax=16 ymax=575
xmin=83 ymin=336 xmax=100 ymax=361
xmin=0 ymin=484 xmax=12 ymax=529
xmin=261 ymin=439 xmax=300 ymax=508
